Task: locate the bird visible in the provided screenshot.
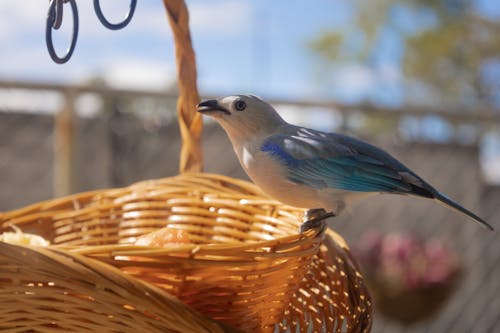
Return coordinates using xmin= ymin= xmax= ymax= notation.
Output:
xmin=196 ymin=95 xmax=493 ymax=231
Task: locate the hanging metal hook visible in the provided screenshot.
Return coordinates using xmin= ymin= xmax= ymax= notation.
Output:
xmin=46 ymin=0 xmax=79 ymax=64
xmin=93 ymin=0 xmax=137 ymax=30
xmin=45 ymin=0 xmax=136 ymax=64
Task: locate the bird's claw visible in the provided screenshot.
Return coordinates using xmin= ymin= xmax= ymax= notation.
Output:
xmin=299 ymin=208 xmax=335 ymax=234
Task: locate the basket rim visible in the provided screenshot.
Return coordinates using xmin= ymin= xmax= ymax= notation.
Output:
xmin=0 ymin=173 xmax=297 ymax=221
xmin=59 ymin=227 xmax=322 ymax=255
xmin=1 ymin=173 xmax=326 ymax=264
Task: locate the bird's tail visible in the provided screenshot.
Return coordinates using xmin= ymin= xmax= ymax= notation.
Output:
xmin=434 ymin=192 xmax=493 ymax=231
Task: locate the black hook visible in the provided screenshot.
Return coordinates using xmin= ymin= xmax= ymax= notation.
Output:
xmin=94 ymin=0 xmax=137 ymax=30
xmin=46 ymin=0 xmax=79 ymax=64
xmin=45 ymin=0 xmax=137 ymax=64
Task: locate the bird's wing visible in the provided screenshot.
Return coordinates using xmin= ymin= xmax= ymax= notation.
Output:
xmin=261 ymin=127 xmax=435 ymax=196
xmin=260 ymin=127 xmax=493 ymax=230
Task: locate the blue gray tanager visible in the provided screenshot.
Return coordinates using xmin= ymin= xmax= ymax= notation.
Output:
xmin=197 ymin=95 xmax=493 ymax=230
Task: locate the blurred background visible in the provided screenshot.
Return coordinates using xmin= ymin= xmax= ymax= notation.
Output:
xmin=0 ymin=0 xmax=499 ymax=332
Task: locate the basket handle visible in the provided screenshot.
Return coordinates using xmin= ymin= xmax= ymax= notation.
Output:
xmin=163 ymin=0 xmax=203 ymax=173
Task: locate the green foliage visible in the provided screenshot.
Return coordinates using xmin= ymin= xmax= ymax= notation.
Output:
xmin=308 ymin=0 xmax=500 ymax=107
xmin=309 ymin=31 xmax=345 ymax=61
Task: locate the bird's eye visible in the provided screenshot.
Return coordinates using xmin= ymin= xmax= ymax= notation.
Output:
xmin=234 ymin=100 xmax=247 ymax=111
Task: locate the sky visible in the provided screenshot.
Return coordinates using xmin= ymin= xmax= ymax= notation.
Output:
xmin=1 ymin=0 xmax=334 ymax=97
xmin=1 ymin=0 xmax=499 ymax=102
xmin=0 ymin=0 xmax=365 ymax=101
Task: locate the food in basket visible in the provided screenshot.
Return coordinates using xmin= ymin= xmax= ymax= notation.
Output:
xmin=117 ymin=227 xmax=190 ymax=261
xmin=119 ymin=227 xmax=191 ymax=291
xmin=0 ymin=226 xmax=50 ymax=246
xmin=134 ymin=227 xmax=190 ymax=246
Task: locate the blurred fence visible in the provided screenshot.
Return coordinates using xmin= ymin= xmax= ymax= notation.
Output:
xmin=0 ymin=80 xmax=499 ymax=332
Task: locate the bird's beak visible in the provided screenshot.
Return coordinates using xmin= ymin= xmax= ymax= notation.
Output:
xmin=196 ymin=99 xmax=231 ymax=115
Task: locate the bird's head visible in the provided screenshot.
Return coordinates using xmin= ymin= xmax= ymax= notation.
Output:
xmin=196 ymin=95 xmax=285 ymax=140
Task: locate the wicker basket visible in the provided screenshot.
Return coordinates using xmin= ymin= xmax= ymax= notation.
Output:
xmin=0 ymin=1 xmax=372 ymax=332
xmin=0 ymin=173 xmax=371 ymax=332
xmin=0 ymin=240 xmax=234 ymax=333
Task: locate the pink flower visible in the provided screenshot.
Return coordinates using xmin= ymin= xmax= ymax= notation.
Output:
xmin=354 ymin=231 xmax=460 ymax=291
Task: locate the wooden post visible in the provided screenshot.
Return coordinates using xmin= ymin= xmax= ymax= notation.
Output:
xmin=53 ymin=90 xmax=76 ymax=197
xmin=163 ymin=0 xmax=203 ymax=173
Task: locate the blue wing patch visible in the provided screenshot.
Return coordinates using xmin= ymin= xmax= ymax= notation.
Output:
xmin=260 ymin=133 xmax=420 ymax=194
xmin=261 ymin=141 xmax=300 ymax=167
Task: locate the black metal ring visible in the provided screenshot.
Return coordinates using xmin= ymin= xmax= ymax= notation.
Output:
xmin=46 ymin=0 xmax=79 ymax=64
xmin=93 ymin=0 xmax=137 ymax=30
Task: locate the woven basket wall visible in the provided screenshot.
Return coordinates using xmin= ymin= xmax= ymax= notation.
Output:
xmin=0 ymin=240 xmax=235 ymax=333
xmin=0 ymin=1 xmax=372 ymax=332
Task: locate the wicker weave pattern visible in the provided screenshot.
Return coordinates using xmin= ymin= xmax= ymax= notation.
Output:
xmin=0 ymin=242 xmax=234 ymax=333
xmin=283 ymin=231 xmax=372 ymax=332
xmin=1 ymin=173 xmax=372 ymax=332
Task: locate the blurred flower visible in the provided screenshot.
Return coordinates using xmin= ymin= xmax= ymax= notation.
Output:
xmin=353 ymin=231 xmax=461 ymax=291
xmin=353 ymin=230 xmax=462 ymax=324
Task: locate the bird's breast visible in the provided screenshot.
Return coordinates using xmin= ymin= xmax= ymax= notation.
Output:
xmin=238 ymin=146 xmax=322 ymax=208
